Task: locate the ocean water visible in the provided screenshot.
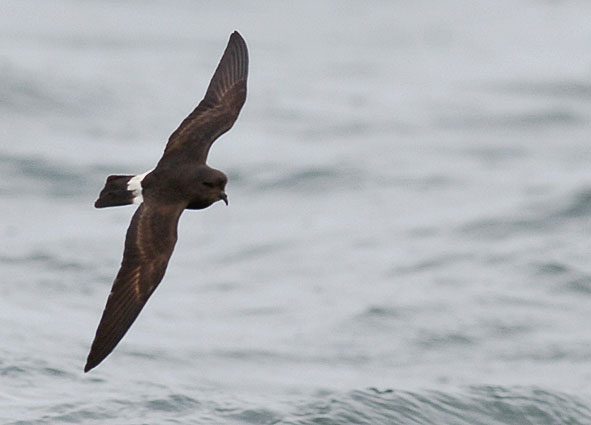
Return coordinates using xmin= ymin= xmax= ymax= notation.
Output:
xmin=1 ymin=0 xmax=591 ymax=423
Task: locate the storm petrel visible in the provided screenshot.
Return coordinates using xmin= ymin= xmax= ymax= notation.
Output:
xmin=84 ymin=31 xmax=248 ymax=372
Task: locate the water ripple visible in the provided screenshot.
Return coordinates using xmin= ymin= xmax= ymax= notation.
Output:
xmin=460 ymin=186 xmax=591 ymax=239
xmin=0 ymin=153 xmax=100 ymax=199
xmin=283 ymin=387 xmax=591 ymax=425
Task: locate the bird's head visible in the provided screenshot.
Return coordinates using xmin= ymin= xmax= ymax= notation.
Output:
xmin=187 ymin=166 xmax=228 ymax=209
xmin=200 ymin=170 xmax=228 ymax=205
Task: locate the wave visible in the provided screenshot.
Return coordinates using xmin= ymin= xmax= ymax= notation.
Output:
xmin=460 ymin=186 xmax=591 ymax=240
xmin=0 ymin=152 xmax=102 ymax=199
xmin=16 ymin=385 xmax=587 ymax=425
xmin=279 ymin=386 xmax=591 ymax=425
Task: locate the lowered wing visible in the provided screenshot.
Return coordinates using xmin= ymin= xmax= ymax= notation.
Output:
xmin=84 ymin=202 xmax=184 ymax=372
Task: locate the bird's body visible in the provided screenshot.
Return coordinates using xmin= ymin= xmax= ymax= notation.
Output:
xmin=143 ymin=163 xmax=228 ymax=209
xmin=85 ymin=31 xmax=248 ymax=372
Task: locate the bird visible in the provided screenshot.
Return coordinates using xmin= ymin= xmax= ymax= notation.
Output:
xmin=84 ymin=31 xmax=248 ymax=372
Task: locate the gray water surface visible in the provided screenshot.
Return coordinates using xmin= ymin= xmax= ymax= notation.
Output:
xmin=1 ymin=1 xmax=591 ymax=424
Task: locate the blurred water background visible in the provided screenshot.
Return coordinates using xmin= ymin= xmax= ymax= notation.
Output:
xmin=1 ymin=1 xmax=591 ymax=423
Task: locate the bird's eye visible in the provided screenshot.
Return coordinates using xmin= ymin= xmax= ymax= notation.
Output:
xmin=202 ymin=181 xmax=214 ymax=188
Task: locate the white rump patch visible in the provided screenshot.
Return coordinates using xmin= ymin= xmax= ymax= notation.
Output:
xmin=127 ymin=169 xmax=153 ymax=204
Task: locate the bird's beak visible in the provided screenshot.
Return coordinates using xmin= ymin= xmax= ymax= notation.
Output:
xmin=220 ymin=191 xmax=228 ymax=205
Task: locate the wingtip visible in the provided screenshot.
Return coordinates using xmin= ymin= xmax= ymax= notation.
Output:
xmin=230 ymin=30 xmax=246 ymax=46
xmin=84 ymin=340 xmax=109 ymax=372
xmin=84 ymin=353 xmax=100 ymax=372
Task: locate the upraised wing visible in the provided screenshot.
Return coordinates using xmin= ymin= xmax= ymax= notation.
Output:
xmin=84 ymin=202 xmax=184 ymax=372
xmin=162 ymin=31 xmax=248 ymax=164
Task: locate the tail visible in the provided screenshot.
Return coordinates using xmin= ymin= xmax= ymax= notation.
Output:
xmin=95 ymin=175 xmax=138 ymax=208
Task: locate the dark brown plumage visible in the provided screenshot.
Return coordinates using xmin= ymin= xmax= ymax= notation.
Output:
xmin=85 ymin=31 xmax=248 ymax=373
